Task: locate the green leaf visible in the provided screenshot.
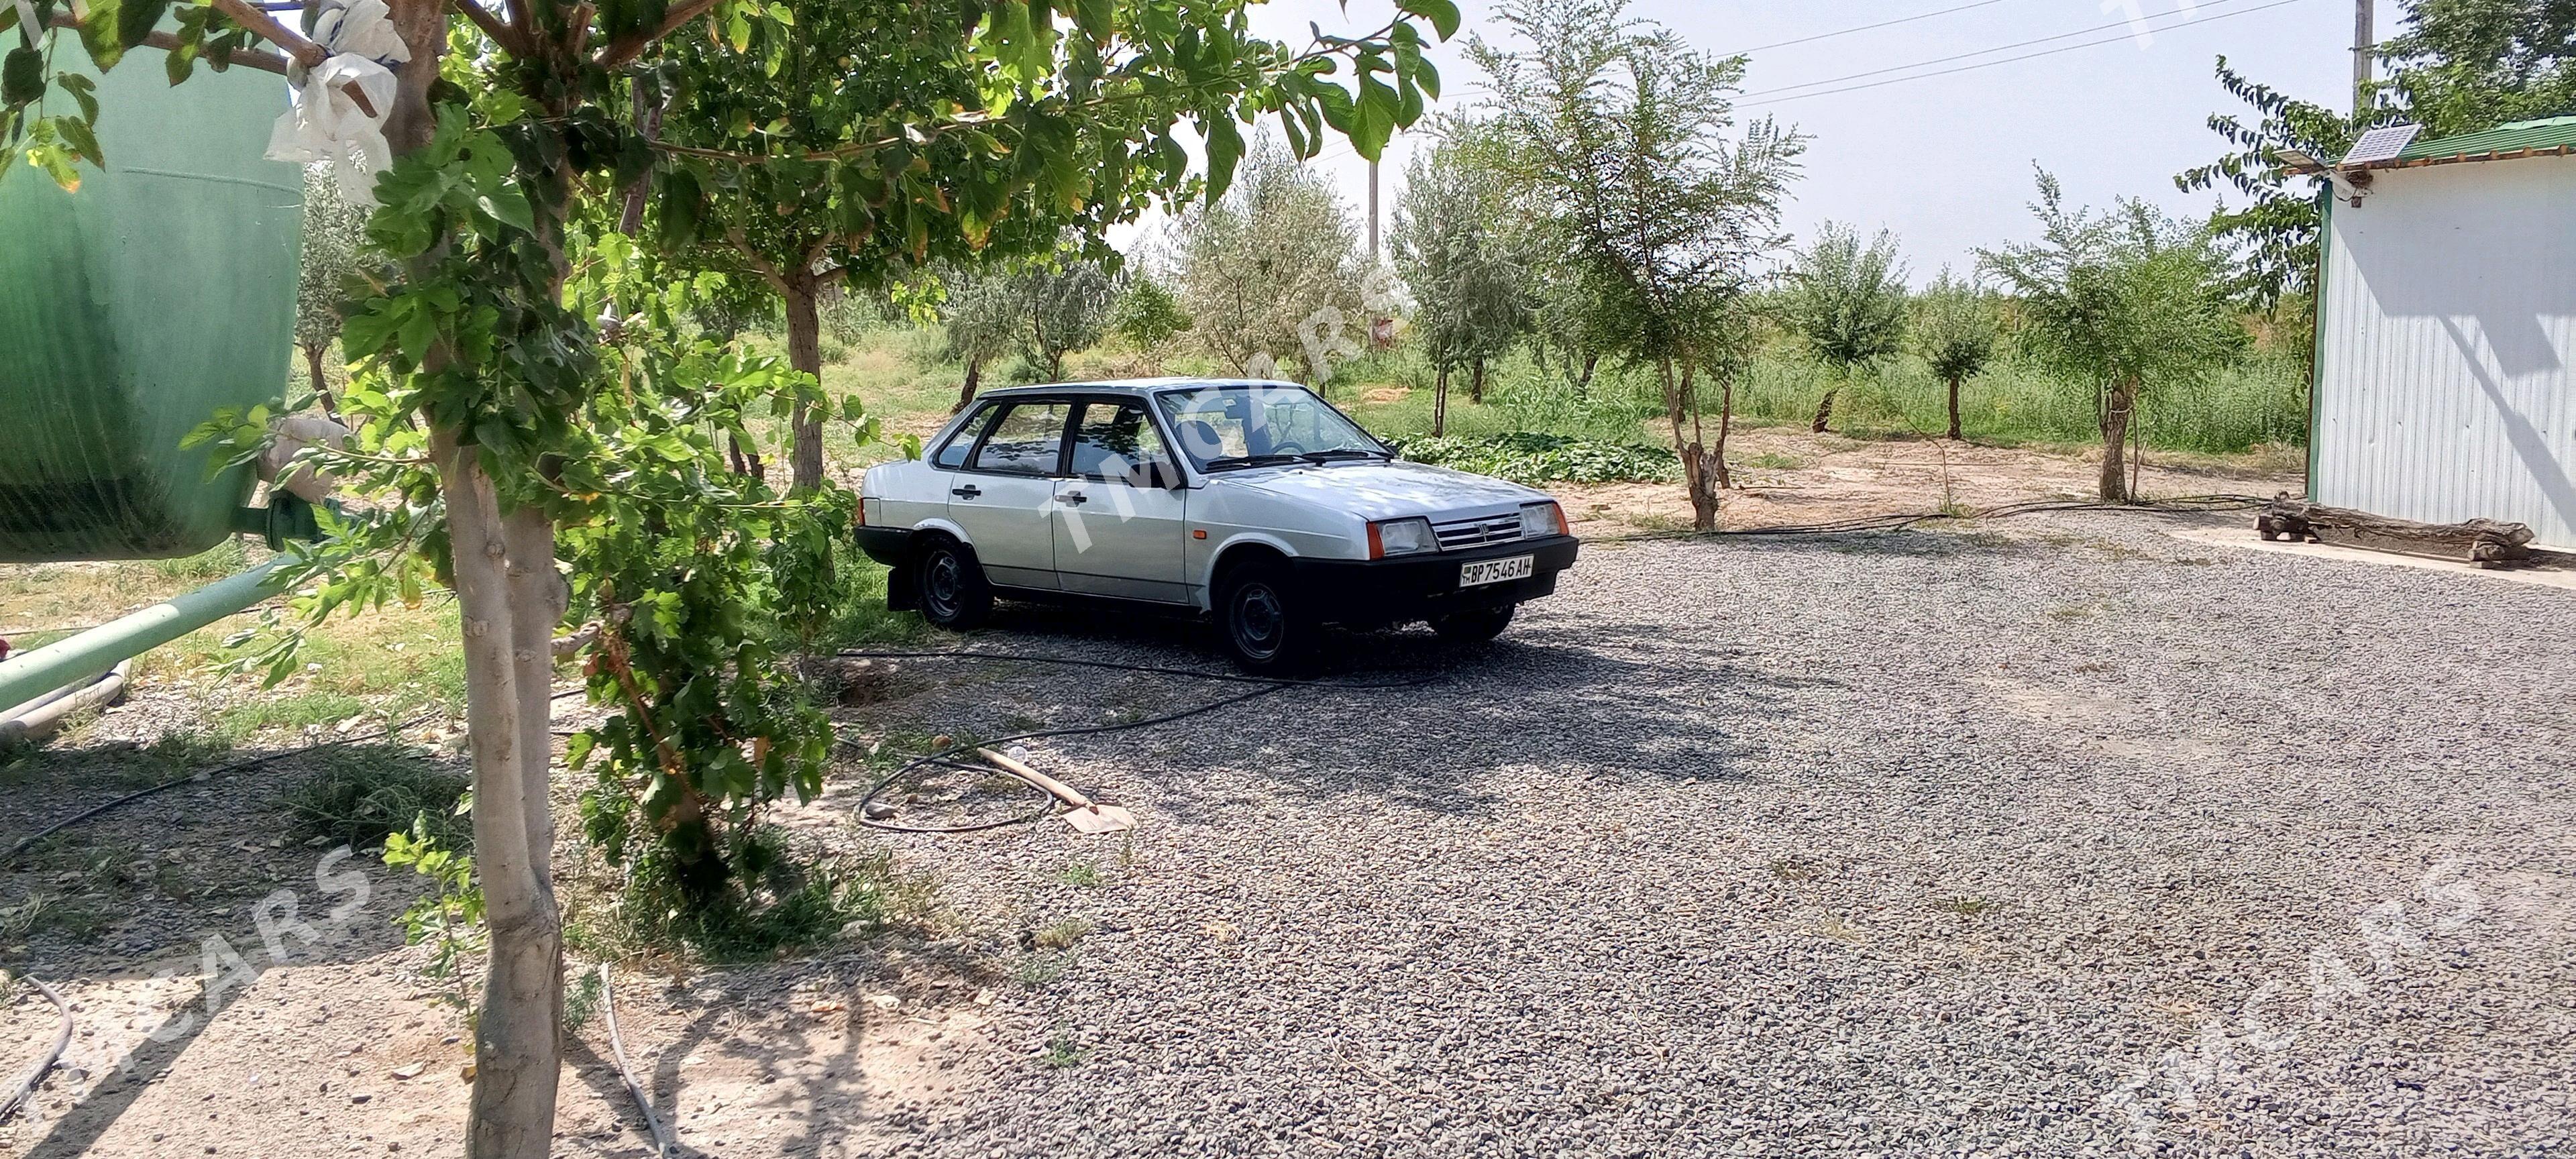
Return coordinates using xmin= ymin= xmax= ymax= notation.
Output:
xmin=478 ymin=188 xmax=536 ymax=234
xmin=1397 ymin=0 xmax=1460 ymax=40
xmin=1203 ymin=115 xmax=1243 ymax=202
xmin=3 ymin=48 xmax=43 ymax=107
xmin=118 ymin=0 xmax=172 ymax=50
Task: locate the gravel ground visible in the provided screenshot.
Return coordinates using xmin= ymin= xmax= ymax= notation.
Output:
xmin=839 ymin=510 xmax=2576 ymax=1158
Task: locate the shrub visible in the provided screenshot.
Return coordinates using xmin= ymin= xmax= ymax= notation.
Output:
xmin=1394 ymin=431 xmax=1680 ymax=484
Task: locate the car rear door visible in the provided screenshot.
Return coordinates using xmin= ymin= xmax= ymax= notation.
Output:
xmin=948 ymin=398 xmax=1073 ymax=590
xmin=1053 ymin=398 xmax=1189 ymax=603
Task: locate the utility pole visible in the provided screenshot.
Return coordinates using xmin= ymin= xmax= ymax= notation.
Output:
xmin=1367 ymin=158 xmax=1381 ymax=260
xmin=2353 ymin=0 xmax=2374 ymax=116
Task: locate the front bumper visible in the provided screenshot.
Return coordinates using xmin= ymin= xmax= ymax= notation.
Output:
xmin=1288 ymin=535 xmax=1579 ymax=626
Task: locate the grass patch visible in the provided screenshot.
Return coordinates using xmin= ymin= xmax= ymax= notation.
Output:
xmin=1934 ymin=895 xmax=1993 ymax=916
xmin=1056 ymin=861 xmax=1102 ymax=889
xmin=1768 ymin=856 xmax=1822 ymax=883
xmin=1032 ymin=916 xmax=1093 ymax=949
xmin=1038 ymin=1035 xmax=1087 ymax=1068
xmin=279 ymin=745 xmax=473 ymax=850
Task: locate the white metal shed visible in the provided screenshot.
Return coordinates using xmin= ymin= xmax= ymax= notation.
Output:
xmin=2310 ymin=117 xmax=2576 ymax=549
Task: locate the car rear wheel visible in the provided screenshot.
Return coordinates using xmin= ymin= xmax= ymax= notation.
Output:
xmin=915 ymin=539 xmax=992 ymax=629
xmin=1216 ymin=561 xmax=1312 ymax=673
xmin=1430 ymin=604 xmax=1515 ymax=643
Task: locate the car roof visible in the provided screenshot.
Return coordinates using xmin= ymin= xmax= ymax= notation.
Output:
xmin=969 ymin=378 xmax=1311 ymax=400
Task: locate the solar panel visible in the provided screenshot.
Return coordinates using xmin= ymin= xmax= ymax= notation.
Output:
xmin=2341 ymin=125 xmax=2423 ymax=166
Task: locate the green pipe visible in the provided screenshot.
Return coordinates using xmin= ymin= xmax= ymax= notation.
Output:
xmin=0 ymin=558 xmax=288 ymax=714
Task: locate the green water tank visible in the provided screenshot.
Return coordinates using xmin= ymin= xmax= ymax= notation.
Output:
xmin=0 ymin=32 xmax=303 ymax=563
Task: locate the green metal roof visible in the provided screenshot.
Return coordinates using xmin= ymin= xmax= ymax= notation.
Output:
xmin=2375 ymin=116 xmax=2576 ymax=169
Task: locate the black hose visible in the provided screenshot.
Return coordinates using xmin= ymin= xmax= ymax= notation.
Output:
xmin=0 ymin=973 xmax=72 ymax=1124
xmin=2 ymin=714 xmax=430 ymax=866
xmin=837 ymin=651 xmax=1443 ymax=834
xmin=1592 ymin=494 xmax=2268 ymax=543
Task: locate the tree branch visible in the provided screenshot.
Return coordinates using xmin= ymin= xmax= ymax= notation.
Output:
xmin=592 ymin=0 xmax=719 ymax=70
xmin=455 ymin=0 xmax=526 ymax=55
xmin=210 ymin=0 xmax=328 ymax=69
xmin=44 ymin=13 xmax=380 ymax=116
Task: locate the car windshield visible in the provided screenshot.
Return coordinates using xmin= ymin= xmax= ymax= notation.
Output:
xmin=1155 ymin=384 xmax=1389 ymax=472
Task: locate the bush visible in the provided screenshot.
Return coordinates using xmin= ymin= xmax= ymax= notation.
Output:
xmin=1394 ymin=431 xmax=1679 ymax=484
xmin=816 ymin=339 xmax=850 ymax=366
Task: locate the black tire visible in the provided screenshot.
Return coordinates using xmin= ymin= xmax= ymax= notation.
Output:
xmin=1430 ymin=604 xmax=1515 ymax=644
xmin=914 ymin=537 xmax=992 ymax=629
xmin=1215 ymin=560 xmax=1313 ymax=673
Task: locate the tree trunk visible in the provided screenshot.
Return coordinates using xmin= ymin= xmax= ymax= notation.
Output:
xmin=302 ymin=341 xmax=339 ymax=419
xmin=2099 ymin=376 xmax=2137 ymax=502
xmin=1433 ymin=365 xmax=1449 ymax=437
xmin=1576 ymin=353 xmax=1598 ymax=395
xmin=432 ymin=431 xmax=563 ymax=1159
xmin=1945 ymin=374 xmax=1964 ymax=441
xmin=1658 ymin=357 xmax=1718 ymax=533
xmin=1713 ymin=368 xmax=1737 ymax=490
xmin=783 ymin=279 xmax=826 ymax=493
xmin=383 ymin=6 xmax=564 ymax=1154
xmin=1469 ymin=360 xmax=1486 ymax=404
xmin=955 ymin=355 xmax=983 ymax=413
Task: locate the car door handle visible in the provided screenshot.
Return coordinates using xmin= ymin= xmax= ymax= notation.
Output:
xmin=952 ymin=485 xmax=981 ymax=500
xmin=1059 ymin=492 xmax=1087 ymax=506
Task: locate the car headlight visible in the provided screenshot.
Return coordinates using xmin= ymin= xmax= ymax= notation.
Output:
xmin=1368 ymin=517 xmax=1438 ymax=559
xmin=1519 ymin=502 xmax=1566 ymax=538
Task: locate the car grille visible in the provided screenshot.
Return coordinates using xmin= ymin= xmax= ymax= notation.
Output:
xmin=1433 ymin=513 xmax=1523 ymax=550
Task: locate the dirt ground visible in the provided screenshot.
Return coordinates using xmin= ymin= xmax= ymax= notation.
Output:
xmin=1551 ymin=425 xmax=2306 ymax=538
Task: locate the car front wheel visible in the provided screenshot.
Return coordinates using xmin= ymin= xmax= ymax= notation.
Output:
xmin=1430 ymin=604 xmax=1515 ymax=643
xmin=915 ymin=539 xmax=992 ymax=629
xmin=1216 ymin=562 xmax=1312 ymax=673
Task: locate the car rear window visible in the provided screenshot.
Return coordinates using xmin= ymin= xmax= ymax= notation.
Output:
xmin=969 ymin=402 xmax=1071 ymax=476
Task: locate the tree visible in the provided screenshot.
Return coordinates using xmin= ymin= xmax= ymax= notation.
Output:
xmin=2176 ymin=58 xmax=2369 ymax=313
xmin=1782 ymin=223 xmax=1907 ymax=374
xmin=1911 ymin=270 xmax=1997 ymax=442
xmin=293 ymin=164 xmax=369 ymax=417
xmin=1175 ymin=133 xmax=1366 ymax=382
xmin=1019 ymin=245 xmax=1118 ymax=380
xmin=1779 ymin=222 xmax=1906 ymax=432
xmin=1108 ymin=274 xmax=1191 ymax=349
xmin=2385 ymin=0 xmax=2576 ymax=134
xmin=1471 ymin=0 xmax=1803 ymax=530
xmin=1393 ymin=138 xmax=1527 ymax=431
xmin=1980 ymin=172 xmax=2247 ymax=501
xmin=941 ymin=262 xmax=1026 ymax=412
xmin=9 ymin=1 xmax=1456 ymax=1153
xmin=2180 ymin=3 xmax=2576 ymax=330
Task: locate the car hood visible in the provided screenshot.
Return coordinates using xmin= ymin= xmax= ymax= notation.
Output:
xmin=1213 ymin=459 xmax=1548 ymax=520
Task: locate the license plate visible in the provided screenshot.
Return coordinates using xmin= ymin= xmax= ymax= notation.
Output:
xmin=1459 ymin=555 xmax=1535 ymax=588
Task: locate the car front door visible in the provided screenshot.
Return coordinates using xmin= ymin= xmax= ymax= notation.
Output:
xmin=949 ymin=398 xmax=1073 ymax=590
xmin=1053 ymin=399 xmax=1190 ymax=602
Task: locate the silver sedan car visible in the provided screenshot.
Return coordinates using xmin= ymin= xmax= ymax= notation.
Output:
xmin=855 ymin=379 xmax=1580 ymax=671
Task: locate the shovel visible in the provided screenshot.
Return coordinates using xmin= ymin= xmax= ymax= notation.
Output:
xmin=975 ymin=747 xmax=1137 ymax=834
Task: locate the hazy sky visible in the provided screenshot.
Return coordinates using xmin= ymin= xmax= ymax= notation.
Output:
xmin=1126 ymin=0 xmax=2367 ymax=281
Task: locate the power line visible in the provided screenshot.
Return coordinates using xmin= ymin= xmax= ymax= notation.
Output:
xmin=1721 ymin=0 xmax=2017 ymax=56
xmin=1741 ymin=0 xmax=2266 ymax=98
xmin=1739 ymin=0 xmax=2317 ymax=108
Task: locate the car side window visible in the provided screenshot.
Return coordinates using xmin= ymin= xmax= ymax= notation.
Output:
xmin=967 ymin=401 xmax=1072 ymax=476
xmin=1069 ymin=402 xmax=1178 ymax=486
xmin=931 ymin=404 xmax=999 ymax=469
